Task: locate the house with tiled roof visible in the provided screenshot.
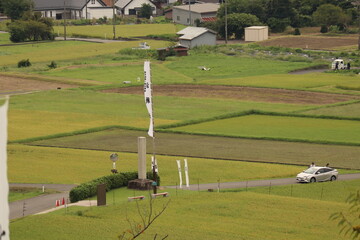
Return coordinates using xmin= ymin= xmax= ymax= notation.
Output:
xmin=115 ymin=0 xmax=156 ymax=16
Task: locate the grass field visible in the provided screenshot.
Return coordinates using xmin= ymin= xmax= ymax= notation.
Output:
xmin=0 ymin=32 xmax=11 ymax=45
xmin=301 ymin=102 xmax=360 ymax=118
xmin=53 ymin=24 xmax=178 ymax=38
xmin=171 ymin=114 xmax=360 ymax=145
xmin=203 ymin=73 xmax=360 ymax=94
xmin=8 ymin=90 xmax=312 ymax=141
xmin=10 ymin=182 xmax=359 ymax=240
xmin=8 ymin=144 xmax=307 ymax=185
xmin=29 ymin=128 xmax=360 ymax=169
xmin=9 ymin=187 xmax=51 ymax=202
xmin=165 ymin=55 xmax=316 ymax=80
xmin=0 ymin=40 xmax=169 ymax=66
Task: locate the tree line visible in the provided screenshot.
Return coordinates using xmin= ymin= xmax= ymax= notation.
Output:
xmin=0 ymin=0 xmax=55 ymax=42
xmin=199 ymin=0 xmax=358 ymax=39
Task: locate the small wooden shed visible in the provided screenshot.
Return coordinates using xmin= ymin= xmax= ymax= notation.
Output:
xmin=245 ymin=26 xmax=268 ymax=42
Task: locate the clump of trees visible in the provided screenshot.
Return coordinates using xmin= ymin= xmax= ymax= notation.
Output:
xmin=199 ymin=0 xmax=358 ymax=39
xmin=1 ymin=0 xmax=55 ymax=42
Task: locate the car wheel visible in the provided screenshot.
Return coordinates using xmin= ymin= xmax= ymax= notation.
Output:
xmin=310 ymin=177 xmax=316 ymax=183
xmin=330 ymin=175 xmax=337 ymax=181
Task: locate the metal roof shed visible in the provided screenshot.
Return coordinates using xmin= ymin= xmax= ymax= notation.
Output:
xmin=245 ymin=26 xmax=268 ymax=42
xmin=177 ymin=27 xmax=216 ymax=49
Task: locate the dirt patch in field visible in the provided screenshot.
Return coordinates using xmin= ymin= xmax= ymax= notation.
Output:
xmin=258 ymin=36 xmax=357 ymax=50
xmin=102 ymin=85 xmax=360 ymax=105
xmin=0 ymin=75 xmax=78 ymax=94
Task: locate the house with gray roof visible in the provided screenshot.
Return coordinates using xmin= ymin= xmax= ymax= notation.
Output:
xmin=177 ymin=26 xmax=216 ymax=48
xmin=33 ymin=0 xmax=114 ymax=19
xmin=172 ymin=3 xmax=219 ymax=26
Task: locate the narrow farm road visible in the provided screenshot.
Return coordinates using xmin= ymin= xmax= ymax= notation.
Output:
xmin=9 ymin=183 xmax=76 ymax=220
xmin=166 ymin=173 xmax=360 ymax=191
xmin=9 ymin=173 xmax=360 ymax=219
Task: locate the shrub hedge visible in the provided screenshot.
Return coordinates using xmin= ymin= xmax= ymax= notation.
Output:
xmin=69 ymin=171 xmax=160 ymax=203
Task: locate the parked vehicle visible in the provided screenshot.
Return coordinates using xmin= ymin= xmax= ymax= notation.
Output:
xmin=296 ymin=167 xmax=338 ymax=183
xmin=331 ymin=59 xmax=346 ymax=70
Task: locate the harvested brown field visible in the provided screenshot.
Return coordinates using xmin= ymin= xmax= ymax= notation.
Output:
xmin=103 ymin=85 xmax=360 ymax=105
xmin=259 ymin=36 xmax=357 ymax=50
xmin=0 ymin=75 xmax=78 ymax=95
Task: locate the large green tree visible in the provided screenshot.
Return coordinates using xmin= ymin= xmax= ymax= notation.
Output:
xmin=138 ymin=3 xmax=152 ymax=19
xmin=313 ymin=3 xmax=350 ymax=27
xmin=218 ymin=13 xmax=262 ymax=39
xmin=2 ymin=0 xmax=33 ymax=20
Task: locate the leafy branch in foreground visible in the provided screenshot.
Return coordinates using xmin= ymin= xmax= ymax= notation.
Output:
xmin=330 ymin=191 xmax=360 ymax=239
xmin=119 ymin=193 xmax=170 ymax=240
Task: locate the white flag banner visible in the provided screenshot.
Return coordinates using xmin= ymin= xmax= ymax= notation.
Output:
xmin=0 ymin=97 xmax=9 ymax=240
xmin=144 ymin=61 xmax=154 ymax=138
xmin=184 ymin=159 xmax=189 ymax=188
xmin=176 ymin=160 xmax=182 ymax=188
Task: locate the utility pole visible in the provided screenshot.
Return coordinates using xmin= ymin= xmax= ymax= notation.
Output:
xmin=188 ymin=0 xmax=191 ymax=26
xmin=224 ymin=0 xmax=228 ymax=44
xmin=351 ymin=1 xmax=360 ymax=50
xmin=112 ymin=0 xmax=116 ymax=39
xmin=63 ymin=0 xmax=67 ymax=40
xmin=85 ymin=0 xmax=88 ymax=19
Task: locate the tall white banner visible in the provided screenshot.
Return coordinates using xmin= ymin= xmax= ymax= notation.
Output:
xmin=144 ymin=61 xmax=154 ymax=138
xmin=0 ymin=97 xmax=9 ymax=240
xmin=176 ymin=160 xmax=182 ymax=188
xmin=184 ymin=159 xmax=189 ymax=188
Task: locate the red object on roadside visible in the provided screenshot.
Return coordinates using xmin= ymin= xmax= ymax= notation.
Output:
xmin=56 ymin=200 xmax=60 ymax=207
xmin=62 ymin=198 xmax=65 ymax=205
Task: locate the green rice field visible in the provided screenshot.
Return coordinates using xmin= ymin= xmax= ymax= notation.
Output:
xmin=53 ymin=23 xmax=178 ymax=38
xmin=171 ymin=114 xmax=360 ymax=145
xmin=29 ymin=128 xmax=360 ymax=169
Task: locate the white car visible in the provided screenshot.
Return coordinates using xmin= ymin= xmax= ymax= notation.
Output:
xmin=296 ymin=167 xmax=338 ymax=183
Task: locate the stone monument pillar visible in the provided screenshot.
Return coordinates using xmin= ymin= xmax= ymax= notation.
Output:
xmin=138 ymin=137 xmax=146 ymax=180
xmin=127 ymin=137 xmax=153 ymax=190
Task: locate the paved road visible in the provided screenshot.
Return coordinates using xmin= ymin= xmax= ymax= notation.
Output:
xmin=9 ymin=183 xmax=76 ymax=220
xmin=9 ymin=173 xmax=360 ymax=219
xmin=166 ymin=173 xmax=360 ymax=191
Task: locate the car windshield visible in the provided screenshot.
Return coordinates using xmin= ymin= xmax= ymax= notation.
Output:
xmin=303 ymin=168 xmax=317 ymax=174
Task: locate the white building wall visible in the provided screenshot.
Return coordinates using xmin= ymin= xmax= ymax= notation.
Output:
xmin=87 ymin=8 xmax=114 ymax=18
xmin=180 ymin=32 xmax=216 ymax=48
xmin=124 ymin=0 xmax=156 ymax=15
xmin=173 ymin=8 xmax=201 ymax=26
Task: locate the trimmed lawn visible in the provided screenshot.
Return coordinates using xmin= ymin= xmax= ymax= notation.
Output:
xmin=10 ymin=189 xmax=354 ymax=240
xmin=171 ymin=114 xmax=360 ymax=145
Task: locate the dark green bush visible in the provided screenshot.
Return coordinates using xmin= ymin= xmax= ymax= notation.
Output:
xmin=17 ymin=59 xmax=31 ymax=68
xmin=69 ymin=171 xmax=159 ymax=203
xmin=48 ymin=61 xmax=57 ymax=69
xmin=320 ymin=25 xmax=328 ymax=33
xmin=294 ymin=28 xmax=301 ymax=35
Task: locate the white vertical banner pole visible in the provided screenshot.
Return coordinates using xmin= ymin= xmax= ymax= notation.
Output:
xmin=151 ymin=156 xmax=158 ymax=173
xmin=144 ymin=61 xmax=154 ymax=138
xmin=154 ymin=157 xmax=158 ymax=173
xmin=184 ymin=159 xmax=189 ymax=188
xmin=0 ymin=97 xmax=10 ymax=240
xmin=176 ymin=160 xmax=182 ymax=188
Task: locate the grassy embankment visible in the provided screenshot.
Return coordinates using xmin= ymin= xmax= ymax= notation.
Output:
xmin=10 ymin=179 xmax=360 ymax=240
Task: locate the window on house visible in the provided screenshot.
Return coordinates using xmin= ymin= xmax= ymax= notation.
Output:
xmin=91 ymin=0 xmax=95 ymax=4
xmin=187 ymin=18 xmax=189 ymax=23
xmin=177 ymin=16 xmax=180 ymax=21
